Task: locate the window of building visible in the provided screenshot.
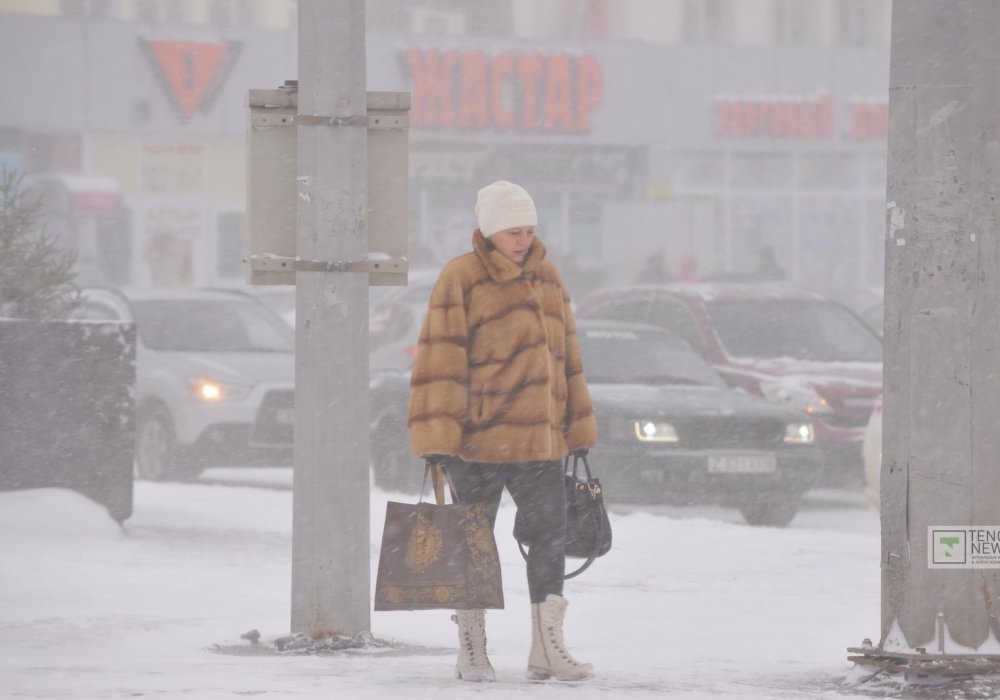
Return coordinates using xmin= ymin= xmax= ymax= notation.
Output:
xmin=799 ymin=153 xmax=861 ymax=189
xmin=730 ymin=153 xmax=794 ymax=189
xmin=135 ymin=0 xmax=160 ymax=22
xmin=682 ymin=0 xmax=733 ymax=43
xmin=408 ymin=7 xmax=466 ymax=36
xmin=773 ymin=0 xmax=816 ymax=45
xmin=675 ymin=153 xmax=726 ymax=189
xmin=210 ymin=0 xmax=233 ymax=26
xmin=163 ymin=0 xmax=185 ymax=24
xmin=836 ymin=0 xmax=881 ymax=46
xmin=569 ymin=194 xmax=602 ymax=261
xmin=564 ymin=0 xmax=609 ymax=40
xmin=60 ymin=0 xmax=114 ymax=18
xmin=730 ymin=196 xmax=794 ymax=279
xmin=60 ymin=0 xmax=86 ymax=17
xmin=797 ymin=197 xmax=861 ymax=288
xmin=235 ymin=0 xmax=256 ymax=25
xmin=89 ymin=0 xmax=111 ymax=18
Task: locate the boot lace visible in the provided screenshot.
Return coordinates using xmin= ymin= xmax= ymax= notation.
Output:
xmin=453 ymin=613 xmax=490 ymax=668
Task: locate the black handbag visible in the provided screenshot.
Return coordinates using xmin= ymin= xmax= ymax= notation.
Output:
xmin=513 ymin=453 xmax=612 ymax=579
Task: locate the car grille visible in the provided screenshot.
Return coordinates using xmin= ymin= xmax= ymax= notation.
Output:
xmin=674 ymin=415 xmax=786 ymax=450
xmin=824 ymin=397 xmax=877 ymax=429
xmin=821 ymin=412 xmax=870 ymax=429
xmin=251 ymin=390 xmax=294 ymax=446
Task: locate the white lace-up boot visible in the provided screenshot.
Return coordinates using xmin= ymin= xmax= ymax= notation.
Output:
xmin=452 ymin=609 xmax=495 ymax=681
xmin=527 ymin=594 xmax=593 ymax=681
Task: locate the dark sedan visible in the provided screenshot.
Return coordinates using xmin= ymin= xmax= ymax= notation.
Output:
xmin=577 ymin=321 xmax=822 ymax=525
xmin=577 ymin=283 xmax=882 ymax=487
xmin=370 ymin=320 xmax=822 ymax=526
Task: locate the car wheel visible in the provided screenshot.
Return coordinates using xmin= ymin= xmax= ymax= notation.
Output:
xmin=738 ymin=493 xmax=800 ymax=527
xmin=135 ymin=410 xmax=200 ymax=482
xmin=370 ymin=414 xmax=424 ymax=494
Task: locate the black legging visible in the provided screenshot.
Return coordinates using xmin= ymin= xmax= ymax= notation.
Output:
xmin=444 ymin=458 xmax=566 ymax=604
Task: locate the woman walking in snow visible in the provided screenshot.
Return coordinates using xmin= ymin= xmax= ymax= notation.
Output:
xmin=408 ymin=180 xmax=597 ymax=682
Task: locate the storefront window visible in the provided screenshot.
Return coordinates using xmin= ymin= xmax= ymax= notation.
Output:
xmin=494 ymin=147 xmax=636 ymax=189
xmin=797 ymin=197 xmax=861 ymax=289
xmin=730 ymin=196 xmax=793 ymax=278
xmin=675 ymin=152 xmax=726 ymax=188
xmin=730 ymin=153 xmax=793 ymax=189
xmin=569 ymin=195 xmax=601 ymax=260
xmin=799 ymin=153 xmax=861 ymax=189
xmin=140 ymin=139 xmax=205 ymax=196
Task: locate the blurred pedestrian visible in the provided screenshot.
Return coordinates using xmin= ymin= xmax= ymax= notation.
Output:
xmin=674 ymin=253 xmax=700 ymax=282
xmin=408 ymin=180 xmax=597 ymax=683
xmin=754 ymin=245 xmax=786 ymax=281
xmin=635 ymin=248 xmax=672 ymax=284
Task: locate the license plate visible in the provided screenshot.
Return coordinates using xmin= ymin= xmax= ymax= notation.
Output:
xmin=275 ymin=408 xmax=294 ymax=425
xmin=707 ymin=454 xmax=776 ymax=474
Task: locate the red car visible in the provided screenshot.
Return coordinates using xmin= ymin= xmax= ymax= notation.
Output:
xmin=577 ymin=283 xmax=883 ymax=486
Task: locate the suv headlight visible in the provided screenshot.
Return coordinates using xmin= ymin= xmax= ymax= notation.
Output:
xmin=632 ymin=420 xmax=678 ymax=443
xmin=188 ymin=378 xmax=252 ymax=403
xmin=784 ymin=422 xmax=815 ymax=444
xmin=759 ymin=382 xmax=833 ymax=416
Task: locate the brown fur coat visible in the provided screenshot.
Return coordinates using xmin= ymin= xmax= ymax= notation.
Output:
xmin=408 ymin=231 xmax=596 ymax=463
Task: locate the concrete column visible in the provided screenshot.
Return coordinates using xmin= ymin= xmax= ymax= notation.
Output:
xmin=882 ymin=0 xmax=1000 ymax=651
xmin=291 ymin=0 xmax=371 ymax=638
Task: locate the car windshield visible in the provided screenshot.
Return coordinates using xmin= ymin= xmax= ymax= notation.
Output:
xmin=706 ymin=300 xmax=882 ymax=362
xmin=131 ymin=300 xmax=294 ymax=352
xmin=579 ymin=329 xmax=725 ymax=387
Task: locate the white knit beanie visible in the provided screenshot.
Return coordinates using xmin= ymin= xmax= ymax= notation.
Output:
xmin=474 ymin=180 xmax=538 ymax=238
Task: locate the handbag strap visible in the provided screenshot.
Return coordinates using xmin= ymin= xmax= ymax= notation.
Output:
xmin=564 ymin=500 xmax=602 ymax=580
xmin=515 ymin=524 xmax=599 ymax=579
xmin=566 ymin=452 xmax=595 ymax=481
xmin=519 ymin=453 xmax=604 ymax=579
xmin=419 ymin=462 xmax=460 ymax=505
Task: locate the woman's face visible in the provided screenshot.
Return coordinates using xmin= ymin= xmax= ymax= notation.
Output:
xmin=490 ymin=226 xmax=535 ymax=264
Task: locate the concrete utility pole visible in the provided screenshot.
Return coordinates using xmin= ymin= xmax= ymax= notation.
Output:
xmin=291 ymin=0 xmax=370 ymax=637
xmin=862 ymin=0 xmax=1000 ymax=671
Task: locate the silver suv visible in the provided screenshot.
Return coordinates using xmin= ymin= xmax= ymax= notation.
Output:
xmin=72 ymin=288 xmax=294 ymax=480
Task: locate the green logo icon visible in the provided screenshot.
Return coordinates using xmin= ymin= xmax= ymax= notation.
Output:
xmin=939 ymin=536 xmax=961 ymax=556
xmin=930 ymin=528 xmax=967 ymax=566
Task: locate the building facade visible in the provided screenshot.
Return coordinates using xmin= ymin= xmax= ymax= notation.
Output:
xmin=0 ymin=0 xmax=890 ymax=295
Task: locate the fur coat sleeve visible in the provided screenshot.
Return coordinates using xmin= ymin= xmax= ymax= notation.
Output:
xmin=407 ymin=262 xmax=472 ymax=459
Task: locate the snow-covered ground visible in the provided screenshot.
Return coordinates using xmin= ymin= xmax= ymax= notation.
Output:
xmin=0 ymin=472 xmax=915 ymax=699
